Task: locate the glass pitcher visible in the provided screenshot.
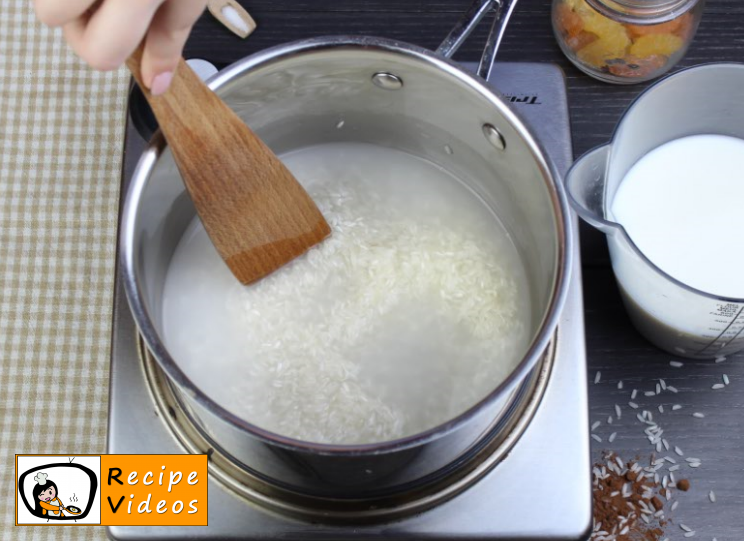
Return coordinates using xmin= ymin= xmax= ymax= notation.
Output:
xmin=566 ymin=63 xmax=744 ymax=359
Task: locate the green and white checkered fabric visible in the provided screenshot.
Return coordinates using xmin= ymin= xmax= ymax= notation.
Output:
xmin=0 ymin=1 xmax=129 ymax=538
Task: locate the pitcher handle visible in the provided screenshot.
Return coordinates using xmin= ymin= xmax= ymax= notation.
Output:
xmin=436 ymin=0 xmax=520 ymax=80
xmin=565 ymin=144 xmax=619 ymax=234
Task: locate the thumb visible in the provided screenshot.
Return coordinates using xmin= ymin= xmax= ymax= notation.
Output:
xmin=141 ymin=0 xmax=208 ymax=95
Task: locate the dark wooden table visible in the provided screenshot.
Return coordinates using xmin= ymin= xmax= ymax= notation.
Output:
xmin=181 ymin=1 xmax=744 ymax=538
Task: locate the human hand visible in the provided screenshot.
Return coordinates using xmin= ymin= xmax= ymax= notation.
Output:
xmin=34 ymin=0 xmax=209 ymax=95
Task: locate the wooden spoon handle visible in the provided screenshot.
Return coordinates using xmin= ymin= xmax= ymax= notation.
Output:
xmin=125 ymin=45 xmax=211 ymax=131
xmin=124 ymin=43 xmax=149 ymax=93
xmin=124 ymin=45 xmax=331 ymax=285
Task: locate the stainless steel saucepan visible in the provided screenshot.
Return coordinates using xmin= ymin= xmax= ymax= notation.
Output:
xmin=121 ymin=0 xmax=573 ymax=506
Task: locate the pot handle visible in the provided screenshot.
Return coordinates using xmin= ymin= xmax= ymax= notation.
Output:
xmin=436 ymin=0 xmax=520 ymax=80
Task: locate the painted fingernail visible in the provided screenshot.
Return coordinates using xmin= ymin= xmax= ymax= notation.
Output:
xmin=150 ymin=71 xmax=173 ymax=96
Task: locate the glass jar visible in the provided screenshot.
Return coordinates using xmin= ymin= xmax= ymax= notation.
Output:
xmin=552 ymin=0 xmax=705 ymax=84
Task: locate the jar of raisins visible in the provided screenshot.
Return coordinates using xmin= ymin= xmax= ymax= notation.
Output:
xmin=552 ymin=0 xmax=705 ymax=84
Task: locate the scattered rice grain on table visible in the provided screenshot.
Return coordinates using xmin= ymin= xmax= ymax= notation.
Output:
xmin=587 ymin=328 xmax=738 ymax=541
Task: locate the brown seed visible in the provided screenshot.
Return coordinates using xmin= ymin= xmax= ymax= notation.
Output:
xmin=626 ymin=470 xmax=639 ymax=482
xmin=609 ymin=476 xmax=624 ymax=491
xmin=651 ymin=496 xmax=663 ymax=510
xmin=592 ymin=454 xmax=668 ymax=541
xmin=676 ymin=479 xmax=691 ymax=492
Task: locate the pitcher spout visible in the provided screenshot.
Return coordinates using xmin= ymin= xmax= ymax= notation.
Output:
xmin=565 ymin=144 xmax=618 ymax=235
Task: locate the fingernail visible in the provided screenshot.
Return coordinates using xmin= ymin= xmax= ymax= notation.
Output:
xmin=150 ymin=71 xmax=173 ymax=96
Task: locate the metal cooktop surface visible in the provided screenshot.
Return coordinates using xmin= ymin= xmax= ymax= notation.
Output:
xmin=108 ymin=61 xmax=591 ymax=540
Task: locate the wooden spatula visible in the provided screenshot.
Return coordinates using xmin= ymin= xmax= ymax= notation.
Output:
xmin=126 ymin=47 xmax=331 ymax=285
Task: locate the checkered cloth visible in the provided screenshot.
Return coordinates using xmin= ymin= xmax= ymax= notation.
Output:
xmin=0 ymin=1 xmax=129 ymax=538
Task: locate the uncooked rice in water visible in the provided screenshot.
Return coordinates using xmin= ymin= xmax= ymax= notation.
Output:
xmin=163 ymin=143 xmax=531 ymax=445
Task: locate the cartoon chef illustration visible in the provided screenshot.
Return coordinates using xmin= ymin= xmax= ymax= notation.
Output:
xmin=32 ymin=472 xmax=79 ymax=518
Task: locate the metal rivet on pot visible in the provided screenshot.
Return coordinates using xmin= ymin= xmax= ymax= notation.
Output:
xmin=372 ymin=72 xmax=403 ymax=90
xmin=483 ymin=124 xmax=506 ymax=151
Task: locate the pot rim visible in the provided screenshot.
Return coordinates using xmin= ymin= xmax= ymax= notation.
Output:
xmin=121 ymin=35 xmax=574 ymax=456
